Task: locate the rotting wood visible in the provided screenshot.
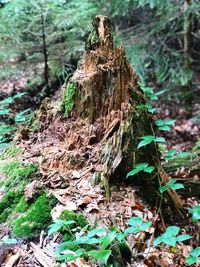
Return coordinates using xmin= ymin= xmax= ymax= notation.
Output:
xmin=62 ymin=15 xmax=187 ymax=223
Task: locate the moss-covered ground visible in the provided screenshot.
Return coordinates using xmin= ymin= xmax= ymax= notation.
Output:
xmin=0 ymin=153 xmax=57 ymax=238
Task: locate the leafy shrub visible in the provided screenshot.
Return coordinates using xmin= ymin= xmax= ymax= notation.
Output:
xmin=48 ymin=216 xmax=151 ymax=265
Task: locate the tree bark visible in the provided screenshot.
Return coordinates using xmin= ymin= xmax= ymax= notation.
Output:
xmin=183 ymin=0 xmax=193 ymax=116
xmin=40 ymin=8 xmax=49 ymax=92
xmin=64 ymin=16 xmax=186 ymax=223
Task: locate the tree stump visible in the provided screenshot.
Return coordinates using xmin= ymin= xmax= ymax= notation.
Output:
xmin=62 ymin=15 xmax=186 ymax=223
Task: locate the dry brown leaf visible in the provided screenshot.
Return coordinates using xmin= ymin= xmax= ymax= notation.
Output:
xmin=85 ymin=201 xmax=99 ymax=213
xmin=68 ymin=258 xmax=91 ymax=267
xmin=4 ymin=252 xmax=20 ymax=267
xmin=77 ymin=196 xmax=93 ymax=207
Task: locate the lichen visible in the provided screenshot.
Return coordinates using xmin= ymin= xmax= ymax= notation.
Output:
xmin=13 ymin=193 xmax=57 ymax=237
xmin=61 ymin=80 xmax=76 ymax=117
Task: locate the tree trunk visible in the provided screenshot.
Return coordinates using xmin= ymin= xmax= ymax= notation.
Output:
xmin=41 ymin=9 xmax=49 ymax=92
xmin=183 ymin=0 xmax=193 ymax=116
xmin=63 ymin=16 xmax=186 ymax=223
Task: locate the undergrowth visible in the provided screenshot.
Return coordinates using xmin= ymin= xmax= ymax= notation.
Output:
xmin=13 ymin=193 xmax=57 ymax=237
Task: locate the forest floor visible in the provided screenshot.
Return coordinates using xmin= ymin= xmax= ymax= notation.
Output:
xmin=0 ymin=77 xmax=199 ymax=267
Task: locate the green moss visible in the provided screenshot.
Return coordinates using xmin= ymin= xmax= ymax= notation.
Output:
xmin=0 ymin=161 xmax=38 ymax=189
xmin=60 ymin=210 xmax=88 ymax=228
xmin=13 ymin=193 xmax=56 ymax=237
xmin=59 ymin=210 xmax=88 ymax=245
xmin=14 ymin=196 xmax=29 ymax=213
xmin=85 ymin=30 xmax=100 ymax=51
xmin=61 ymin=80 xmax=76 ymax=117
xmin=0 ymin=145 xmax=21 ymax=159
xmin=0 ymin=190 xmax=23 ymax=223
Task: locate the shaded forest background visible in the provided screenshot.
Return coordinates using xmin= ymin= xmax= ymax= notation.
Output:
xmin=0 ymin=0 xmax=200 ymax=115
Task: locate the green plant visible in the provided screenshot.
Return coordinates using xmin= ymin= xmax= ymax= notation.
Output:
xmin=0 ymin=235 xmax=17 ymax=245
xmin=137 ymin=135 xmax=166 ymax=149
xmin=153 ymin=226 xmax=192 ymax=247
xmin=189 ymin=205 xmax=200 ymax=223
xmin=159 ymin=178 xmax=184 ymax=194
xmin=0 ymin=190 xmax=23 ymax=223
xmin=0 ymin=92 xmax=32 ymax=149
xmin=49 ymin=216 xmax=151 ymax=265
xmin=155 ymin=119 xmax=175 ymax=131
xmin=186 ymin=247 xmax=200 ymax=265
xmin=0 ymin=161 xmax=38 ymax=189
xmin=126 ymin=163 xmax=155 ymax=178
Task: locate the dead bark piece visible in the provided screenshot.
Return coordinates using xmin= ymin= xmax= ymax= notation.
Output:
xmin=30 ymin=242 xmax=55 ymax=267
xmin=4 ymin=252 xmax=20 ymax=267
xmin=62 ymin=15 xmax=186 ymax=223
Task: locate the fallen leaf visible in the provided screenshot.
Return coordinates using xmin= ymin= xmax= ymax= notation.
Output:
xmin=77 ymin=196 xmax=93 ymax=207
xmin=72 ymin=170 xmax=81 ymax=179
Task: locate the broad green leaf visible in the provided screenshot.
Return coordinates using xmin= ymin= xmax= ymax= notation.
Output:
xmin=116 ymin=233 xmax=126 ymax=242
xmin=140 ymin=221 xmax=152 ymax=231
xmin=171 ymin=183 xmax=184 ymax=190
xmin=128 ymin=217 xmax=142 ymax=227
xmin=140 ymin=135 xmax=155 ymax=140
xmin=0 ymin=108 xmax=11 ymax=115
xmin=145 ymin=104 xmax=157 ymax=113
xmin=164 ymin=149 xmax=177 ymax=160
xmin=166 ymin=226 xmax=180 ymax=236
xmin=124 ymin=226 xmax=141 ymax=234
xmin=186 ymin=255 xmax=197 ymax=265
xmin=159 ymin=184 xmax=170 ymax=193
xmin=134 ymin=163 xmax=149 ymax=169
xmin=159 ymin=179 xmax=177 ymax=193
xmin=144 ymin=166 xmax=155 ymax=173
xmin=126 ymin=168 xmax=142 ymax=177
xmin=186 ymin=247 xmax=200 ymax=265
xmin=159 ymin=125 xmax=170 ymax=131
xmin=126 ymin=163 xmax=148 ymax=178
xmin=1 ymin=235 xmax=17 ymax=244
xmin=165 ymin=120 xmax=175 ymax=125
xmin=155 ymin=119 xmax=164 ymax=126
xmin=155 ymin=137 xmax=166 ymax=143
xmin=48 ymin=220 xmax=75 ymax=236
xmin=138 ymin=139 xmax=153 ymax=148
xmin=101 ymin=231 xmax=117 ymax=249
xmin=48 ymin=224 xmax=63 ymax=236
xmin=168 ymin=149 xmax=177 ymax=156
xmin=58 ymin=248 xmax=84 ymax=261
xmin=88 ymin=228 xmax=106 ymax=238
xmin=56 ymin=241 xmax=73 ymax=255
xmin=176 ymin=235 xmax=192 ymax=242
xmin=189 ymin=205 xmax=200 ymax=222
xmin=162 ymin=236 xmax=177 ymax=247
xmin=88 ymin=250 xmax=111 ymax=264
xmin=190 ymin=247 xmax=200 ymax=257
xmin=153 ymin=236 xmax=163 ymax=246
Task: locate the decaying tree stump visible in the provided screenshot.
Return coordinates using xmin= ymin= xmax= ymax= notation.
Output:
xmin=62 ymin=16 xmax=186 ymax=223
